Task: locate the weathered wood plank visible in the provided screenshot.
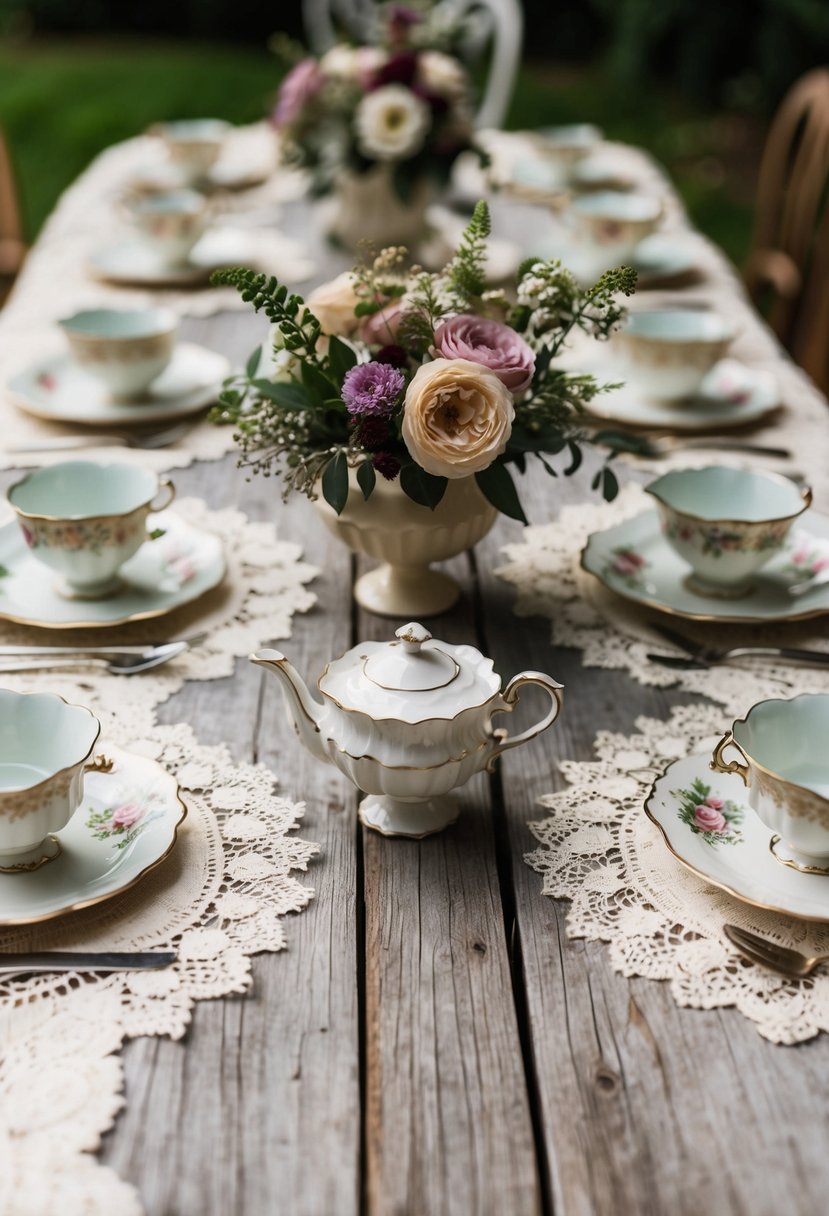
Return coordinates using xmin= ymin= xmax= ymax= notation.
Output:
xmin=358 ymin=558 xmax=542 ymax=1216
xmin=475 ymin=458 xmax=829 ymax=1216
xmin=98 ymin=312 xmax=362 ymax=1216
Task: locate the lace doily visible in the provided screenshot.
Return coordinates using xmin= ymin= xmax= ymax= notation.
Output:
xmin=498 ymin=482 xmax=829 ymax=719
xmin=0 ymin=124 xmax=315 ymax=471
xmin=526 ymin=702 xmax=829 ymax=1044
xmin=0 ymin=718 xmax=318 ymax=1214
xmin=0 ymin=495 xmax=318 ymax=736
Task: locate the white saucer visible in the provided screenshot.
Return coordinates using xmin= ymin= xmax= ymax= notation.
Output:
xmin=0 ymin=509 xmax=225 ymax=629
xmin=528 ymin=231 xmax=698 ymax=287
xmin=130 ymin=160 xmax=270 ymax=194
xmin=646 ymin=752 xmax=829 ymax=922
xmin=584 ymin=358 xmax=780 ymax=431
xmin=0 ymin=743 xmax=186 ymax=925
xmin=8 ymin=343 xmax=230 ymax=426
xmin=581 ymin=508 xmax=829 ymax=623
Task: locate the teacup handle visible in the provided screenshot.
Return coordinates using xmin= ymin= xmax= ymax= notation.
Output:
xmin=801 ymin=485 xmax=813 ymax=509
xmin=149 ymin=478 xmax=175 ymax=513
xmin=486 ymin=672 xmax=564 ymax=772
xmin=84 ymin=754 xmax=114 ymax=775
xmin=709 ymin=731 xmax=749 ymax=786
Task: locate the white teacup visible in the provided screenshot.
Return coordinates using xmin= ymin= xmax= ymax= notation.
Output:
xmin=59 ymin=307 xmax=178 ymax=401
xmin=128 ymin=188 xmax=206 ymax=266
xmin=711 ymin=694 xmax=829 ymax=871
xmin=0 ymin=689 xmax=100 ymax=869
xmin=646 ymin=466 xmax=811 ymax=598
xmin=158 ymin=118 xmax=229 ymax=184
xmin=8 ymin=461 xmax=175 ymax=599
xmin=536 ymin=123 xmax=602 ymax=171
xmin=571 ymin=190 xmax=663 ymax=262
xmin=616 ymin=309 xmax=738 ymax=401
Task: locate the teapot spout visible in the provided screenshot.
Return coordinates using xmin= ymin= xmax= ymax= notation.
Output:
xmin=250 ymin=649 xmax=331 ymax=766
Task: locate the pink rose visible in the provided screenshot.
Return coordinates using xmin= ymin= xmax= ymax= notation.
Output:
xmin=693 ymin=804 xmax=727 ymax=833
xmin=432 ymin=315 xmax=535 ymax=394
xmin=813 ymin=556 xmax=829 ymax=573
xmin=272 ymin=58 xmax=322 ymax=128
xmin=704 ymin=795 xmax=724 ymax=810
xmin=111 ymin=802 xmax=144 ymax=829
xmin=362 ymin=301 xmax=407 ymax=346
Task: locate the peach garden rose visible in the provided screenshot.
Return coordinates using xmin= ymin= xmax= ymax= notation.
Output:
xmin=401 ymin=358 xmax=514 ymax=479
xmin=306 ymin=273 xmax=361 ymax=337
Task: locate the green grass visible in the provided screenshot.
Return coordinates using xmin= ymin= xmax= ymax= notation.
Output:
xmin=0 ymin=36 xmax=756 ymax=265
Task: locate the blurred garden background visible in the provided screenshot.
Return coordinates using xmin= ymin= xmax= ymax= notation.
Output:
xmin=1 ymin=0 xmax=828 ymax=262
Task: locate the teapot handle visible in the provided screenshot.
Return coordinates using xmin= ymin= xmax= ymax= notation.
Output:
xmin=486 ymin=672 xmax=563 ymax=772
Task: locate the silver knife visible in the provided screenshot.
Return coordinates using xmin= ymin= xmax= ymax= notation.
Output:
xmin=0 ymin=951 xmax=176 ymax=974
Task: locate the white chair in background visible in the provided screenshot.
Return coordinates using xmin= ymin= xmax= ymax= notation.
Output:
xmin=301 ymin=0 xmax=523 ymax=130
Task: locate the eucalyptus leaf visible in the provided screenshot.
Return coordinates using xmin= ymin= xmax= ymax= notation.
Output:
xmin=399 ymin=465 xmax=448 ymax=510
xmin=475 ymin=462 xmax=528 ymax=524
xmin=356 ymin=458 xmax=376 ymax=500
xmin=252 ymin=379 xmax=309 ymax=409
xmin=302 ymin=360 xmax=339 ymax=405
xmin=321 ymin=450 xmax=349 ymax=515
xmin=564 ymin=441 xmax=583 ymax=476
xmin=327 ymin=335 xmax=358 ymax=383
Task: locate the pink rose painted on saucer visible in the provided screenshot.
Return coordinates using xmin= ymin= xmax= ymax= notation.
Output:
xmin=111 ymin=801 xmax=144 ymax=829
xmin=432 ymin=315 xmax=536 ymax=394
xmin=672 ymin=777 xmax=744 ymax=846
xmin=692 ymin=803 xmax=727 ymax=833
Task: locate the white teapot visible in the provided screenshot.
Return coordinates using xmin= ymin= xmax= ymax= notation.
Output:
xmin=251 ymin=622 xmax=563 ymax=838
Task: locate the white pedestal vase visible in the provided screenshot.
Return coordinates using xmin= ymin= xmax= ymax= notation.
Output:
xmin=312 ymin=469 xmax=497 ymax=617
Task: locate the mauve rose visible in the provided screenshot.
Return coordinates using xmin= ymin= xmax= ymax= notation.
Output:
xmin=693 ymin=804 xmax=727 ymax=833
xmin=272 ymin=58 xmax=322 ymax=128
xmin=433 ymin=315 xmax=535 ymax=394
xmin=362 ymin=301 xmax=407 ymax=346
xmin=111 ymin=802 xmax=144 ymax=829
xmin=704 ymin=795 xmax=725 ymax=810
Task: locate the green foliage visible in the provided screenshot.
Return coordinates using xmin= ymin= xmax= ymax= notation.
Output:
xmin=321 ymin=450 xmax=350 ymax=514
xmin=445 ymin=199 xmax=491 ymax=306
xmin=211 ymin=268 xmax=323 ymax=363
xmin=475 ymin=462 xmax=528 ymax=524
xmin=399 ymin=465 xmax=448 ymax=510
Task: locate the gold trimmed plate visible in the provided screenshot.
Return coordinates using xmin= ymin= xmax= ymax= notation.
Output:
xmin=581 ymin=507 xmax=829 ymax=624
xmin=0 ymin=742 xmax=187 ymax=926
xmin=0 ymin=508 xmax=225 ymax=629
xmin=645 ymin=752 xmax=829 ymax=922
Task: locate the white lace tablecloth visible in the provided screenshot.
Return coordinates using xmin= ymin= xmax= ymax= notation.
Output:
xmin=527 ymin=703 xmax=829 ymax=1044
xmin=0 ymin=497 xmax=318 ymax=1212
xmin=0 ymin=124 xmax=314 ymax=470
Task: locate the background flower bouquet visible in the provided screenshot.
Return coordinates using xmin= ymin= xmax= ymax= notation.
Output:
xmin=272 ymin=7 xmax=483 ymax=247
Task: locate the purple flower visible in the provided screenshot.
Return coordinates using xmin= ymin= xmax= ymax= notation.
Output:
xmin=353 ymin=415 xmax=391 ymax=451
xmin=372 ymin=452 xmax=402 ymax=480
xmin=374 ymin=344 xmax=408 ymax=368
xmin=272 ymin=58 xmax=322 ymax=128
xmin=371 ymin=51 xmax=418 ymax=89
xmin=342 ymin=362 xmax=405 ymax=416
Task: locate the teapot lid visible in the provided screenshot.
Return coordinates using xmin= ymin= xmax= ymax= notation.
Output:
xmin=318 ymin=622 xmax=501 ymax=723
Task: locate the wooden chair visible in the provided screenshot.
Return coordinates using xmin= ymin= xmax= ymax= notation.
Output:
xmin=302 ymin=0 xmax=523 ymax=130
xmin=744 ymin=68 xmax=829 ymax=391
xmin=0 ymin=129 xmax=26 ymax=303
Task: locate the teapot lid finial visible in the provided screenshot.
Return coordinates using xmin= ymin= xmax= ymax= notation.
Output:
xmin=395 ymin=622 xmax=432 ymax=654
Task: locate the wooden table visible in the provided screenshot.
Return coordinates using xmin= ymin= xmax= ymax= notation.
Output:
xmin=84 ymin=297 xmax=829 ymax=1214
xmin=3 ymin=149 xmax=821 ymax=1213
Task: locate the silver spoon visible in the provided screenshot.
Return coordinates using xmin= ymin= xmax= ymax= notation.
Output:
xmin=5 ymin=421 xmax=197 ymax=454
xmin=0 ymin=640 xmax=190 ymax=675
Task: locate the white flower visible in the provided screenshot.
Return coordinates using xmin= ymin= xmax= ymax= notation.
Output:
xmin=417 ymin=52 xmax=469 ymax=102
xmin=320 ymin=45 xmax=359 ymax=78
xmin=355 ymin=85 xmax=431 ymax=161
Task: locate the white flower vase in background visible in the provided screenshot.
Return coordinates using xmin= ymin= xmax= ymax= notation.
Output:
xmin=329 ymin=164 xmax=434 ymax=252
xmin=312 ymin=469 xmax=497 ymax=617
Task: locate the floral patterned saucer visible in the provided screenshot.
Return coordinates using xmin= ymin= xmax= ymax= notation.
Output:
xmin=582 ymin=507 xmax=829 ymax=623
xmin=583 ymin=358 xmax=779 ymax=431
xmin=645 ymin=752 xmax=829 ymax=921
xmin=8 ymin=344 xmax=230 ymax=426
xmin=0 ymin=742 xmax=186 ymax=925
xmin=0 ymin=508 xmax=225 ymax=628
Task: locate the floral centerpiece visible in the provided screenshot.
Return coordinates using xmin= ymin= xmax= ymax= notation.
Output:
xmin=272 ymin=6 xmax=482 ymax=249
xmin=212 ymin=201 xmax=635 ymax=615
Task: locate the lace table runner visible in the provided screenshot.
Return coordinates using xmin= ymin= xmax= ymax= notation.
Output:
xmin=498 ymin=482 xmax=829 ymax=719
xmin=526 ymin=702 xmax=829 ymax=1044
xmin=0 ymin=719 xmax=318 ymax=1215
xmin=0 ymin=495 xmax=318 ymax=1213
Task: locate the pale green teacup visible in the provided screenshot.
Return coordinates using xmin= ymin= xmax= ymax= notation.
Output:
xmin=711 ymin=693 xmax=829 ymax=871
xmin=59 ymin=307 xmax=178 ymax=401
xmin=0 ymin=689 xmax=101 ymax=869
xmin=570 ymin=190 xmax=663 ymax=262
xmin=646 ymin=466 xmax=811 ymax=598
xmin=8 ymin=461 xmax=175 ymax=599
xmin=127 ymin=188 xmax=206 ymax=266
xmin=616 ymin=309 xmax=737 ymax=402
xmin=158 ymin=118 xmax=230 ymax=184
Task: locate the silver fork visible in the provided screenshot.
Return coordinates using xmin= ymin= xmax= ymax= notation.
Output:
xmin=5 ymin=421 xmax=196 ymax=454
xmin=0 ymin=640 xmax=191 ymax=675
xmin=724 ymin=924 xmax=828 ymax=978
xmin=646 ymin=623 xmax=829 ymax=670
